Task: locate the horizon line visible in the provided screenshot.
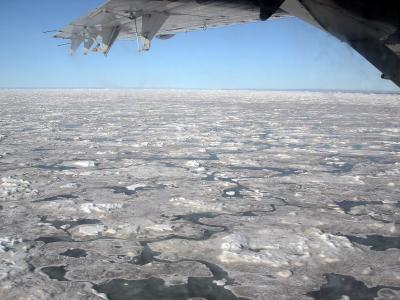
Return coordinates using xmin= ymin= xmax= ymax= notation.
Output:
xmin=0 ymin=87 xmax=399 ymax=94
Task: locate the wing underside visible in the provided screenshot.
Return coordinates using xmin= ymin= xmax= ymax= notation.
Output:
xmin=54 ymin=0 xmax=400 ymax=88
xmin=55 ymin=0 xmax=287 ymax=54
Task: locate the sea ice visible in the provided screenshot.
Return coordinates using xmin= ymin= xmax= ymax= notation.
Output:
xmin=0 ymin=90 xmax=399 ymax=299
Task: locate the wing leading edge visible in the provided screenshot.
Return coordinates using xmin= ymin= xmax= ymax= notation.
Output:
xmin=54 ymin=0 xmax=286 ymax=54
xmin=53 ymin=0 xmax=400 ymax=88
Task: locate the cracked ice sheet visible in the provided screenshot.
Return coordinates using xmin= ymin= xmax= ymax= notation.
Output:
xmin=0 ymin=90 xmax=399 ymax=300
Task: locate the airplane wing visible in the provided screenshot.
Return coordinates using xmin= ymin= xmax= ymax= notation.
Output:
xmin=54 ymin=0 xmax=400 ymax=88
xmin=54 ymin=0 xmax=288 ymax=54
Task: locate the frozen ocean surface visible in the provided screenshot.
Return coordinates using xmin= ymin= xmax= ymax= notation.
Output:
xmin=0 ymin=90 xmax=399 ymax=300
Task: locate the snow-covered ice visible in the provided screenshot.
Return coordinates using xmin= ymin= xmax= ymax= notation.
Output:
xmin=0 ymin=90 xmax=399 ymax=300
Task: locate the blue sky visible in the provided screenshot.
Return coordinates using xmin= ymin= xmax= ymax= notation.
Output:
xmin=0 ymin=0 xmax=398 ymax=91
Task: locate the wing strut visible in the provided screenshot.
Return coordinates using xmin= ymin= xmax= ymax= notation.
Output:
xmin=100 ymin=25 xmax=121 ymax=56
xmin=140 ymin=12 xmax=169 ymax=51
xmin=70 ymin=37 xmax=83 ymax=56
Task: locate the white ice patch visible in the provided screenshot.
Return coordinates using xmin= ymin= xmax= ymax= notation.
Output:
xmin=169 ymin=197 xmax=223 ymax=212
xmin=185 ymin=160 xmax=200 ymax=168
xmin=376 ymin=168 xmax=400 ymax=176
xmin=126 ymin=184 xmax=147 ymax=191
xmin=218 ymin=233 xmax=294 ymax=266
xmin=0 ymin=177 xmax=38 ymax=201
xmin=218 ymin=228 xmax=355 ymax=267
xmin=145 ymin=223 xmax=174 ymax=232
xmin=220 ymin=233 xmax=249 ymax=252
xmin=72 ymin=160 xmax=97 ymax=168
xmin=106 ymin=219 xmax=158 ymax=238
xmin=59 ymin=182 xmax=80 ymax=189
xmin=342 ymin=176 xmax=365 ymax=185
xmin=185 ymin=160 xmax=205 ymax=172
xmin=96 ymin=150 xmax=117 ymax=155
xmin=0 ymin=237 xmax=21 ymax=252
xmin=131 ymin=142 xmax=149 ymax=148
xmin=72 ymin=224 xmax=105 ymax=236
xmin=277 ymin=270 xmax=293 ymax=278
xmin=80 ymin=203 xmax=123 ymax=214
xmin=39 ymin=200 xmax=78 ymax=213
xmin=213 ymin=279 xmax=227 ymax=286
xmin=275 ymin=154 xmax=292 ymax=160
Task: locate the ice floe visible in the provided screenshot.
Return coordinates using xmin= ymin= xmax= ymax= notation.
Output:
xmin=0 ymin=177 xmax=37 ymax=201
